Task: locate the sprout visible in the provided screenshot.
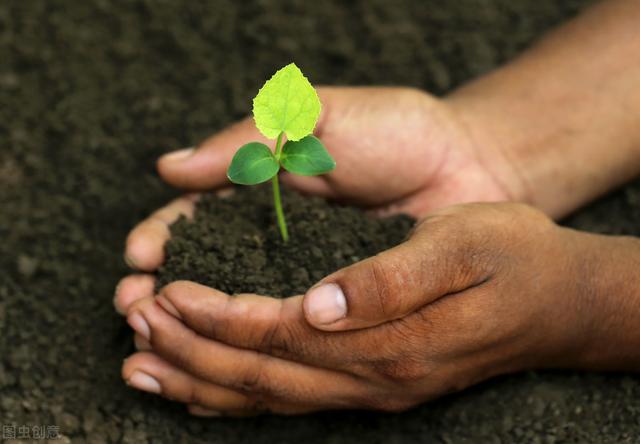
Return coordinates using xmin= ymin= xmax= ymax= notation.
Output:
xmin=227 ymin=63 xmax=336 ymax=241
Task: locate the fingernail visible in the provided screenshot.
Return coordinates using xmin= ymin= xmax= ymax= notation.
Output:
xmin=127 ymin=370 xmax=161 ymax=394
xmin=113 ymin=283 xmax=125 ymax=315
xmin=188 ymin=405 xmax=221 ymax=417
xmin=161 ymin=147 xmax=194 ymax=163
xmin=305 ymin=283 xmax=347 ymax=325
xmin=113 ymin=296 xmax=126 ymax=316
xmin=124 ymin=254 xmax=137 ymax=269
xmin=128 ymin=312 xmax=150 ymax=341
xmin=156 ymin=296 xmax=182 ymax=320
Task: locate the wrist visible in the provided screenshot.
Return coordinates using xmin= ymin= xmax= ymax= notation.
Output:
xmin=568 ymin=233 xmax=640 ymax=371
xmin=513 ymin=228 xmax=640 ymax=372
xmin=445 ymin=0 xmax=640 ymax=219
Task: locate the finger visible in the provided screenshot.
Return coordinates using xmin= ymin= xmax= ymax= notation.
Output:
xmin=155 ymin=281 xmax=374 ymax=368
xmin=123 ymin=352 xmax=316 ymax=416
xmin=303 ymin=207 xmax=497 ymax=331
xmin=123 ymin=352 xmax=248 ymax=410
xmin=126 ymin=296 xmax=368 ymax=409
xmin=114 ymin=274 xmax=156 ymax=316
xmin=157 ymin=119 xmax=268 ymax=190
xmin=125 ymin=195 xmax=197 ymax=271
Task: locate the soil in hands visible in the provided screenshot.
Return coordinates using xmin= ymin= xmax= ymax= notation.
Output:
xmin=157 ymin=185 xmax=415 ymax=296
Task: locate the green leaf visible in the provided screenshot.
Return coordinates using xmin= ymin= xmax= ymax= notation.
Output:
xmin=252 ymin=63 xmax=321 ymax=142
xmin=280 ymin=135 xmax=336 ymax=176
xmin=227 ymin=142 xmax=280 ymax=185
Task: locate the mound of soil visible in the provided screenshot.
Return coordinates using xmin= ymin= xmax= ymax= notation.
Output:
xmin=157 ymin=186 xmax=413 ymax=296
xmin=5 ymin=0 xmax=640 ymax=443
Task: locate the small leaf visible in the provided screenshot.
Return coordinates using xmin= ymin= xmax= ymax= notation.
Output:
xmin=280 ymin=135 xmax=336 ymax=176
xmin=227 ymin=142 xmax=280 ymax=185
xmin=253 ymin=63 xmax=321 ymax=141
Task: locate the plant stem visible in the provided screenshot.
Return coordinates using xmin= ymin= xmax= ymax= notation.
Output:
xmin=271 ymin=174 xmax=288 ymax=242
xmin=272 ymin=132 xmax=289 ymax=242
xmin=274 ymin=131 xmax=284 ymax=158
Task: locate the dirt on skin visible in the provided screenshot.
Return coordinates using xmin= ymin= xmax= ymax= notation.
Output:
xmin=3 ymin=0 xmax=640 ymax=443
xmin=157 ymin=186 xmax=414 ymax=296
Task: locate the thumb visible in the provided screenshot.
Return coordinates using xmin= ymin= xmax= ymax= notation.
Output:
xmin=302 ymin=214 xmax=492 ymax=331
xmin=157 ymin=118 xmax=268 ymax=190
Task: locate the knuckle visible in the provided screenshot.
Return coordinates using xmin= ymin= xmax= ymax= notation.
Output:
xmin=257 ymin=319 xmax=280 ymax=351
xmin=367 ymin=256 xmax=404 ymax=318
xmin=370 ymin=356 xmax=430 ymax=383
xmin=234 ymin=356 xmax=270 ymax=394
xmin=206 ymin=295 xmax=234 ymax=339
xmin=416 ymin=205 xmax=509 ymax=281
xmin=257 ymin=318 xmax=295 ymax=357
xmin=254 ymin=300 xmax=301 ymax=358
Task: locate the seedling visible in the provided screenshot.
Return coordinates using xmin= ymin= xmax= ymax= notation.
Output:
xmin=226 ymin=63 xmax=336 ymax=242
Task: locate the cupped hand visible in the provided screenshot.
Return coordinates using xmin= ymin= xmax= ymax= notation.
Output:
xmin=118 ymin=87 xmax=517 ymax=278
xmin=159 ymin=87 xmax=514 ymax=211
xmin=119 ymin=203 xmax=595 ymax=415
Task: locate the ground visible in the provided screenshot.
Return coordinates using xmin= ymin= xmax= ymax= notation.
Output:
xmin=2 ymin=0 xmax=640 ymax=443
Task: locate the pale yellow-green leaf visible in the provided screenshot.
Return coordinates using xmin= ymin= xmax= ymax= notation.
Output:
xmin=252 ymin=63 xmax=321 ymax=141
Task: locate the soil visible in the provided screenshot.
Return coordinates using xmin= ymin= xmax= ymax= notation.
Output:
xmin=156 ymin=186 xmax=414 ymax=297
xmin=3 ymin=0 xmax=640 ymax=443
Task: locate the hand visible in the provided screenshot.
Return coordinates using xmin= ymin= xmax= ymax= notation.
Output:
xmin=114 ymin=87 xmax=518 ymax=316
xmin=118 ymin=87 xmax=518 ymax=277
xmin=119 ymin=203 xmax=599 ymax=415
xmin=158 ymin=87 xmax=515 ymax=214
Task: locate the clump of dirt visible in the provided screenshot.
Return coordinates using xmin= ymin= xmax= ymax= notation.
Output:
xmin=157 ymin=185 xmax=414 ymax=296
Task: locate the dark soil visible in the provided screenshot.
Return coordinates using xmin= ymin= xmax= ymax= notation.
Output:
xmin=157 ymin=186 xmax=413 ymax=296
xmin=4 ymin=0 xmax=640 ymax=443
